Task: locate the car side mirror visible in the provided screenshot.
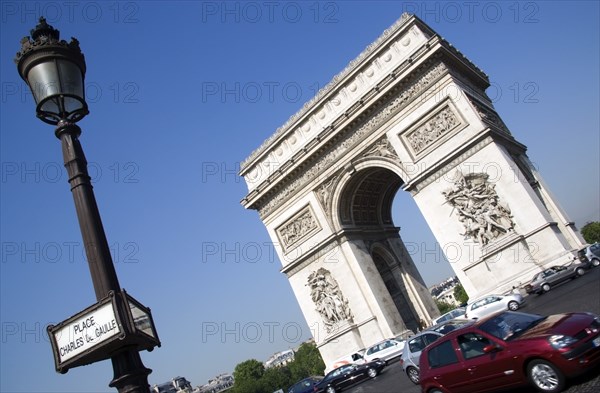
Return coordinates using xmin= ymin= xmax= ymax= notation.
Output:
xmin=483 ymin=344 xmax=501 ymax=353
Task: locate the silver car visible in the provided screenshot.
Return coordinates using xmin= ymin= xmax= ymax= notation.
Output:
xmin=463 ymin=293 xmax=525 ymax=320
xmin=583 ymin=243 xmax=600 ymax=267
xmin=399 ymin=319 xmax=471 ymax=384
xmin=524 ymin=264 xmax=586 ymax=294
xmin=432 ymin=307 xmax=466 ymax=325
xmin=363 ymin=339 xmax=404 ymax=363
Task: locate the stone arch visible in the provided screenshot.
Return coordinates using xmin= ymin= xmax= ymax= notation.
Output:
xmin=330 ymin=158 xmax=409 ymax=232
xmin=240 ymin=13 xmax=584 ymax=369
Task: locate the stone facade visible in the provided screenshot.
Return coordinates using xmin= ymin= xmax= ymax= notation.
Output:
xmin=240 ymin=14 xmax=584 ymax=368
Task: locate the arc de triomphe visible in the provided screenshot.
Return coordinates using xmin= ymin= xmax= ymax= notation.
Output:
xmin=240 ymin=14 xmax=584 ymax=364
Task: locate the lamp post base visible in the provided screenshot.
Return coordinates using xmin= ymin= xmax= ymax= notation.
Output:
xmin=109 ymin=348 xmax=152 ymax=393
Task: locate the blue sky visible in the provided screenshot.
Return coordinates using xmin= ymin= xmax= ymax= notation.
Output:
xmin=1 ymin=1 xmax=598 ymax=391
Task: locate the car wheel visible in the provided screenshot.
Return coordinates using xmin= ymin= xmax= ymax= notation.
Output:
xmin=507 ymin=300 xmax=519 ymax=311
xmin=407 ymin=366 xmax=420 ymax=384
xmin=527 ymin=359 xmax=565 ymax=393
xmin=541 ymin=283 xmax=551 ymax=293
xmin=592 ymin=258 xmax=600 ymax=267
xmin=326 ymin=386 xmax=336 ymax=393
xmin=367 ymin=367 xmax=378 ymax=378
xmin=429 ymin=389 xmax=444 ymax=393
xmin=576 ymin=267 xmax=585 ymax=276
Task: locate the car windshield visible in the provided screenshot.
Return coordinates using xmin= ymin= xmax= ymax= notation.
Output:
xmin=480 ymin=312 xmax=546 ymax=341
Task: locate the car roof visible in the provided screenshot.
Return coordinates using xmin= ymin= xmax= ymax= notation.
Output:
xmin=436 ymin=307 xmax=465 ymax=317
xmin=466 ymin=294 xmax=504 ymax=304
xmin=423 ymin=315 xmax=496 ymax=342
xmin=407 ymin=329 xmax=443 ymax=339
xmin=367 ymin=338 xmax=398 ymax=347
xmin=408 ymin=318 xmax=474 ymax=339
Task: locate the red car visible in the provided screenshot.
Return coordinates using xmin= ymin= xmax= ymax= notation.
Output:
xmin=419 ymin=311 xmax=600 ymax=393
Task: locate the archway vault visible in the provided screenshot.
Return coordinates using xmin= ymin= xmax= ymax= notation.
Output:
xmin=240 ymin=13 xmax=584 ymax=368
xmin=338 ymin=166 xmax=402 ymax=228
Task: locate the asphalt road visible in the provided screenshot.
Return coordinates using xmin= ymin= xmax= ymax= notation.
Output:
xmin=344 ymin=266 xmax=600 ymax=393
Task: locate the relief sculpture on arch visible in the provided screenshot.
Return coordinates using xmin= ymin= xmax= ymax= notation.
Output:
xmin=443 ymin=171 xmax=515 ymax=247
xmin=307 ymin=268 xmax=353 ymax=333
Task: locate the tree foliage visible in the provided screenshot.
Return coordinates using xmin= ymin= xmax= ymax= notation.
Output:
xmin=581 ymin=221 xmax=600 ymax=244
xmin=261 ymin=366 xmax=292 ymax=393
xmin=435 ymin=299 xmax=454 ymax=314
xmin=231 ymin=359 xmax=265 ymax=393
xmin=230 ymin=342 xmax=325 ymax=393
xmin=453 ymin=284 xmax=469 ymax=305
xmin=289 ymin=342 xmax=326 ymax=381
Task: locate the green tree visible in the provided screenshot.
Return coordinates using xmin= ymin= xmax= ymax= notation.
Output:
xmin=230 ymin=343 xmax=326 ymax=393
xmin=261 ymin=366 xmax=292 ymax=393
xmin=581 ymin=221 xmax=600 ymax=244
xmin=231 ymin=359 xmax=265 ymax=393
xmin=434 ymin=299 xmax=454 ymax=314
xmin=289 ymin=342 xmax=326 ymax=381
xmin=453 ymin=284 xmax=469 ymax=305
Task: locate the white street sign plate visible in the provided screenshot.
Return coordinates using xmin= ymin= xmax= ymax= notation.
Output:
xmin=53 ymin=301 xmax=120 ymax=363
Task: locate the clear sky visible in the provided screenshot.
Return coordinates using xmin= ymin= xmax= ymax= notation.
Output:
xmin=1 ymin=1 xmax=598 ymax=392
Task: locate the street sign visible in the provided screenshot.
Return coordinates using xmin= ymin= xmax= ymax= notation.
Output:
xmin=48 ymin=290 xmax=160 ymax=373
xmin=52 ymin=300 xmax=121 ymax=363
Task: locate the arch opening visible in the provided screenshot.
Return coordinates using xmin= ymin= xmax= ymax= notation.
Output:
xmin=337 ymin=165 xmax=441 ymax=335
xmin=339 ymin=167 xmax=403 ymax=228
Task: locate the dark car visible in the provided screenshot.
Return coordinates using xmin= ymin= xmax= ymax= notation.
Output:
xmin=524 ymin=264 xmax=587 ymax=294
xmin=288 ymin=376 xmax=323 ymax=393
xmin=419 ymin=311 xmax=600 ymax=393
xmin=313 ymin=360 xmax=385 ymax=393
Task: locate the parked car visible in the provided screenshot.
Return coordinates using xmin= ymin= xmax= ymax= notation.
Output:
xmin=287 ymin=376 xmax=323 ymax=393
xmin=579 ymin=243 xmax=600 ymax=267
xmin=327 ymin=350 xmax=366 ymax=373
xmin=400 ymin=319 xmax=472 ymax=384
xmin=419 ymin=311 xmax=600 ymax=393
xmin=463 ymin=293 xmax=525 ymax=320
xmin=312 ymin=360 xmax=386 ymax=393
xmin=363 ymin=339 xmax=404 ymax=363
xmin=432 ymin=307 xmax=466 ymax=326
xmin=524 ymin=264 xmax=587 ymax=295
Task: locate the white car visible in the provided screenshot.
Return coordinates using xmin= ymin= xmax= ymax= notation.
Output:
xmin=327 ymin=350 xmax=366 ymax=373
xmin=463 ymin=293 xmax=525 ymax=320
xmin=363 ymin=339 xmax=404 ymax=363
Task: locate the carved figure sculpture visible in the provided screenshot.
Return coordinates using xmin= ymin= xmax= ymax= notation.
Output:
xmin=307 ymin=268 xmax=353 ymax=332
xmin=278 ymin=208 xmax=318 ymax=249
xmin=407 ymin=106 xmax=459 ymax=154
xmin=443 ymin=172 xmax=515 ymax=247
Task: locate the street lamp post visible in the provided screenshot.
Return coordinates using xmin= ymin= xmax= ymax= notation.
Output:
xmin=15 ymin=17 xmax=153 ymax=393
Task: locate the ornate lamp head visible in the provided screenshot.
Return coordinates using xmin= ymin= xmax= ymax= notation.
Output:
xmin=15 ymin=17 xmax=88 ymax=125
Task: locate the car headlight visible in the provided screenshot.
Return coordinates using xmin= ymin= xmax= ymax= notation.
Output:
xmin=548 ymin=335 xmax=578 ymax=349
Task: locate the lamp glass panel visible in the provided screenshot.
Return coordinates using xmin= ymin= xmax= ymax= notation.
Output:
xmin=27 ymin=61 xmax=61 ymax=109
xmin=26 ymin=59 xmax=85 ymax=118
xmin=128 ymin=300 xmax=155 ymax=339
xmin=57 ymin=59 xmax=85 ymax=113
xmin=40 ymin=96 xmax=61 ymax=115
xmin=62 ymin=96 xmax=83 ymax=116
